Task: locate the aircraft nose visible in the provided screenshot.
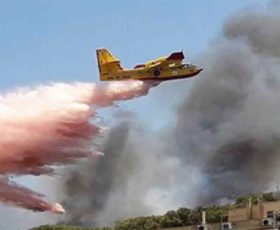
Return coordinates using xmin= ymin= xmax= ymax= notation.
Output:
xmin=197 ymin=68 xmax=203 ymax=72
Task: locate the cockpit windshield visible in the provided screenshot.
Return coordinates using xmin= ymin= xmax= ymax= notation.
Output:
xmin=184 ymin=63 xmax=196 ymax=68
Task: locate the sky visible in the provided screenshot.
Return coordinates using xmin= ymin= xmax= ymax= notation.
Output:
xmin=0 ymin=0 xmax=269 ymax=229
xmin=0 ymin=0 xmax=267 ymax=129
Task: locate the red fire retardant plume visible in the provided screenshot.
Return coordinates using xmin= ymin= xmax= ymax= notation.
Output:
xmin=0 ymin=80 xmax=158 ymax=214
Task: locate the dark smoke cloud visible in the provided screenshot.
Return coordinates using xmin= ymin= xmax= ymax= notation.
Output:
xmin=60 ymin=120 xmax=189 ymax=227
xmin=174 ymin=8 xmax=280 ymax=203
xmin=60 ymin=4 xmax=280 ymax=227
xmin=225 ymin=11 xmax=280 ymax=58
xmin=61 ymin=122 xmax=132 ymax=226
xmin=205 ymin=137 xmax=280 ymax=200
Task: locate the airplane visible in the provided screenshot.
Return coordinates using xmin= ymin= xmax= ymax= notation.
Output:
xmin=96 ymin=48 xmax=202 ymax=81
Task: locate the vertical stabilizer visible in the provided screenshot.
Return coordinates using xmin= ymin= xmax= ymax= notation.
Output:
xmin=96 ymin=48 xmax=123 ymax=81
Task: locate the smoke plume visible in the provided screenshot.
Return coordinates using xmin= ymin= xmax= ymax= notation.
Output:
xmin=175 ymin=9 xmax=280 ymax=203
xmin=60 ymin=5 xmax=280 ymax=227
xmin=61 ymin=122 xmax=132 ymax=225
xmin=0 ymin=80 xmax=157 ymax=213
xmin=60 ymin=121 xmax=182 ymax=226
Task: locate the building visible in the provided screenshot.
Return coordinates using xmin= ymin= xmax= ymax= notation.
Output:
xmin=162 ymin=199 xmax=280 ymax=230
xmin=228 ymin=198 xmax=280 ymax=222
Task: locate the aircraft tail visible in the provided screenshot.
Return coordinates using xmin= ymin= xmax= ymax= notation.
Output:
xmin=96 ymin=48 xmax=123 ymax=81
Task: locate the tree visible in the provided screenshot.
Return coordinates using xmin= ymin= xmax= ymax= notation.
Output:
xmin=159 ymin=210 xmax=183 ymax=228
xmin=176 ymin=207 xmax=191 ymax=225
xmin=263 ymin=192 xmax=277 ymax=202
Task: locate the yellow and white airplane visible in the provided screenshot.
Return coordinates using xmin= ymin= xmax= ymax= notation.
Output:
xmin=96 ymin=48 xmax=202 ymax=81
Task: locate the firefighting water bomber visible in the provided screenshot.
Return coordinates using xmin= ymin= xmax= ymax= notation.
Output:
xmin=96 ymin=48 xmax=203 ymax=81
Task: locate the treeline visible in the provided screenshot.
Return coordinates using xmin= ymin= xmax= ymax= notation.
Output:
xmin=31 ymin=206 xmax=227 ymax=230
xmin=235 ymin=192 xmax=278 ymax=206
xmin=114 ymin=206 xmax=228 ymax=230
xmin=31 ymin=191 xmax=280 ymax=230
xmin=30 ymin=226 xmax=111 ymax=230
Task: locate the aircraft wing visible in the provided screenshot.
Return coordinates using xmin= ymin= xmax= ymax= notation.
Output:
xmin=148 ymin=51 xmax=185 ymax=69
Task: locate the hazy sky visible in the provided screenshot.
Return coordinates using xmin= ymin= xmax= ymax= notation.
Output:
xmin=0 ymin=0 xmax=268 ymax=229
xmin=0 ymin=0 xmax=267 ymax=128
xmin=0 ymin=0 xmax=266 ymax=87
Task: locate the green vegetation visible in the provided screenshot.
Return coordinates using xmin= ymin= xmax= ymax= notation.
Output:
xmin=31 ymin=206 xmax=226 ymax=230
xmin=234 ymin=192 xmax=278 ymax=207
xmin=30 ymin=226 xmax=112 ymax=230
xmin=31 ymin=191 xmax=280 ymax=230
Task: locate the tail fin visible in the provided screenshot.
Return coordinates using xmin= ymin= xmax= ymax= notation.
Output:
xmin=96 ymin=48 xmax=123 ymax=80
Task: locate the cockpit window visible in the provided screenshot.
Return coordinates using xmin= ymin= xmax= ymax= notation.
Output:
xmin=184 ymin=64 xmax=195 ymax=68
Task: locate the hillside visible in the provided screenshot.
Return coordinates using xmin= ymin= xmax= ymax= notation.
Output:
xmin=31 ymin=192 xmax=279 ymax=230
